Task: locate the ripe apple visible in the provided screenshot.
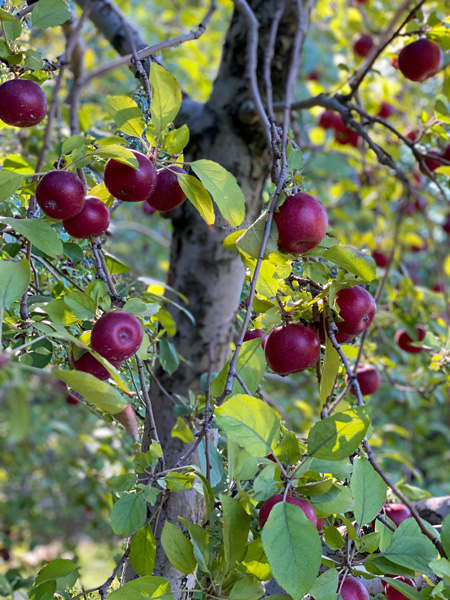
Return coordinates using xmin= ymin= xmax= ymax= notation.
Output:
xmin=385 ymin=576 xmax=416 ymax=600
xmin=243 ymin=329 xmax=266 ymax=348
xmin=71 ymin=349 xmax=122 ymax=380
xmin=338 ymin=576 xmax=369 ymax=600
xmin=62 ymin=196 xmax=110 ymax=238
xmin=394 ymin=325 xmax=426 ymax=354
xmin=333 ymin=115 xmax=360 ymax=147
xmin=143 ymin=202 xmax=156 ymax=216
xmin=443 ymin=216 xmax=450 ymax=234
xmin=398 ymin=38 xmax=443 ymax=82
xmin=353 ymin=34 xmax=374 ymax=57
xmin=381 ymin=503 xmax=412 ymax=527
xmin=316 ymin=517 xmax=326 ymax=531
xmin=355 ymin=0 xmax=369 ymax=3
xmin=66 ymin=391 xmax=82 ymax=405
xmin=319 ymin=110 xmax=340 ymax=129
xmin=145 ymin=165 xmax=187 ymax=211
xmin=0 ymin=79 xmax=47 ymax=127
xmin=104 ymin=150 xmax=157 ymax=202
xmin=406 ymin=130 xmax=419 ymax=143
xmin=419 ymin=151 xmax=444 ymax=176
xmin=264 ymin=323 xmax=321 ymax=375
xmin=91 ymin=311 xmax=144 ymax=361
xmin=308 ymin=71 xmax=320 ymax=81
xmin=335 ymin=286 xmax=376 ymax=336
xmin=274 ymin=192 xmax=328 ymax=254
xmin=432 ymin=282 xmax=445 ymax=293
xmin=378 ymin=102 xmax=395 ymax=119
xmin=312 ymin=319 xmax=355 ymax=345
xmin=36 ymin=171 xmax=86 ymax=220
xmin=259 ymin=494 xmax=317 ymax=528
xmin=372 ymin=250 xmax=390 ymax=268
xmin=348 ymin=364 xmax=381 ymax=396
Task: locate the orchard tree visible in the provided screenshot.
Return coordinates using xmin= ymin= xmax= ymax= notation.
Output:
xmin=0 ymin=0 xmax=450 ymax=599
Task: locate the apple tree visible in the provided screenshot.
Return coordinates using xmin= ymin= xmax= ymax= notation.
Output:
xmin=0 ymin=0 xmax=450 ymax=599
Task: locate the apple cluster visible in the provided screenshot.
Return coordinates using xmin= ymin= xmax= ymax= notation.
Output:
xmin=319 ymin=110 xmax=360 ymax=147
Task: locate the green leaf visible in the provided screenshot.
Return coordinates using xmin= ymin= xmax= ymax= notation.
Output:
xmin=308 ymin=569 xmax=339 ymax=600
xmin=220 ymin=494 xmax=251 ymax=572
xmin=228 ymin=440 xmax=258 ymax=482
xmin=215 ymin=394 xmax=281 ymax=457
xmin=104 ymin=252 xmax=131 ymax=274
xmin=253 ymin=464 xmax=278 ymax=501
xmin=379 ymin=576 xmax=423 ymax=600
xmin=0 ymin=7 xmax=16 ymax=21
xmin=192 ymin=469 xmax=215 ymax=526
xmin=130 ymin=525 xmax=156 ymax=576
xmin=178 ymin=517 xmax=210 ymax=574
xmin=307 ymin=406 xmax=371 ymax=460
xmin=45 ymin=299 xmax=80 ymax=325
xmin=229 ymin=576 xmax=264 ymax=600
xmin=0 ymin=217 xmax=63 ymax=258
xmin=442 ymin=515 xmax=450 ymax=559
xmin=177 ymin=172 xmax=215 ymax=225
xmin=162 ymin=125 xmax=189 ymax=155
xmin=171 ymin=417 xmax=194 ymax=443
xmin=275 ymin=430 xmax=304 ymax=465
xmin=105 ymin=96 xmax=145 ymax=138
xmin=149 ymin=63 xmax=182 ymax=134
xmin=323 ymin=526 xmax=344 ymax=550
xmin=63 ymin=242 xmax=84 ymax=264
xmin=164 ymin=472 xmax=195 ymax=493
xmin=63 ymin=290 xmax=97 ymax=320
xmin=123 ymin=298 xmax=160 ymax=317
xmin=211 ymin=338 xmax=266 ymax=397
xmin=34 ymin=559 xmax=77 ymax=585
xmin=311 ymin=483 xmax=353 ymax=514
xmin=322 ymin=245 xmax=376 ymax=282
xmin=161 ymin=521 xmax=196 ymax=574
xmin=24 ymin=49 xmax=44 ymax=70
xmin=30 ymin=581 xmax=56 ymax=600
xmin=55 ymin=369 xmax=128 ymax=414
xmin=236 ymin=211 xmax=278 ymax=259
xmin=0 ymin=169 xmax=22 ymax=200
xmin=190 ymin=159 xmax=246 ymax=227
xmin=240 ymin=537 xmax=272 ymax=581
xmin=382 ymin=518 xmax=439 ymax=574
xmin=94 ymin=145 xmax=139 ymax=168
xmin=110 ymin=494 xmax=147 ymax=537
xmin=0 ymin=258 xmax=30 ymax=308
xmin=261 ymin=502 xmax=322 ymax=600
xmin=108 ymin=576 xmax=172 ymax=600
xmin=32 ymin=0 xmax=71 ymax=28
xmin=319 ymin=335 xmax=340 ymax=405
xmin=107 ymin=473 xmax=136 ymax=493
xmin=159 ymin=338 xmax=180 ymax=375
xmin=61 ymin=135 xmax=86 ymax=156
xmin=351 ymin=457 xmax=387 ymax=526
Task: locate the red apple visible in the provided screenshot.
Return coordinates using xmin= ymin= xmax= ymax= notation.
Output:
xmin=353 ymin=34 xmax=374 ymax=58
xmin=385 ymin=576 xmax=416 ymax=600
xmin=91 ymin=311 xmax=144 ymax=361
xmin=419 ymin=151 xmax=444 ymax=176
xmin=333 ymin=115 xmax=360 ymax=147
xmin=394 ymin=325 xmax=426 ymax=354
xmin=243 ymin=329 xmax=266 ymax=349
xmin=145 ymin=165 xmax=187 ymax=212
xmin=378 ymin=102 xmax=395 ymax=119
xmin=398 ymin=38 xmax=443 ymax=82
xmin=264 ymin=323 xmax=321 ymax=375
xmin=406 ymin=130 xmax=419 ymax=143
xmin=338 ymin=576 xmax=369 ymax=600
xmin=274 ymin=192 xmax=328 ymax=255
xmin=143 ymin=202 xmax=156 ymax=216
xmin=104 ymin=150 xmax=157 ymax=202
xmin=62 ymin=196 xmax=110 ymax=239
xmin=432 ymin=282 xmax=445 ymax=293
xmin=316 ymin=517 xmax=326 ymax=531
xmin=348 ymin=364 xmax=381 ymax=396
xmin=312 ymin=319 xmax=355 ymax=345
xmin=383 ymin=503 xmax=412 ymax=526
xmin=335 ymin=286 xmax=377 ymax=336
xmin=355 ymin=0 xmax=369 ymax=3
xmin=0 ymin=79 xmax=47 ymax=127
xmin=259 ymin=494 xmax=317 ymax=528
xmin=36 ymin=171 xmax=86 ymax=220
xmin=71 ymin=350 xmax=122 ymax=380
xmin=443 ymin=216 xmax=450 ymax=234
xmin=319 ymin=110 xmax=340 ymax=130
xmin=372 ymin=250 xmax=390 ymax=268
xmin=308 ymin=71 xmax=320 ymax=81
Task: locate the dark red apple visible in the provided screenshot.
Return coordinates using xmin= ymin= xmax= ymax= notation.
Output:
xmin=382 ymin=503 xmax=412 ymax=527
xmin=406 ymin=130 xmax=419 ymax=143
xmin=319 ymin=110 xmax=340 ymax=130
xmin=419 ymin=151 xmax=444 ymax=176
xmin=338 ymin=576 xmax=369 ymax=600
xmin=335 ymin=286 xmax=376 ymax=336
xmin=62 ymin=196 xmax=110 ymax=239
xmin=91 ymin=311 xmax=144 ymax=361
xmin=243 ymin=329 xmax=266 ymax=349
xmin=308 ymin=71 xmax=320 ymax=81
xmin=398 ymin=38 xmax=443 ymax=82
xmin=385 ymin=576 xmax=416 ymax=600
xmin=0 ymin=79 xmax=47 ymax=127
xmin=394 ymin=325 xmax=426 ymax=354
xmin=145 ymin=165 xmax=187 ymax=212
xmin=274 ymin=192 xmax=328 ymax=255
xmin=104 ymin=150 xmax=157 ymax=202
xmin=443 ymin=216 xmax=450 ymax=234
xmin=316 ymin=517 xmax=326 ymax=531
xmin=71 ymin=350 xmax=122 ymax=380
xmin=355 ymin=0 xmax=369 ymax=3
xmin=353 ymin=34 xmax=374 ymax=58
xmin=372 ymin=250 xmax=390 ymax=268
xmin=378 ymin=102 xmax=395 ymax=119
xmin=264 ymin=323 xmax=321 ymax=375
xmin=348 ymin=364 xmax=381 ymax=396
xmin=259 ymin=494 xmax=317 ymax=529
xmin=432 ymin=282 xmax=445 ymax=293
xmin=333 ymin=115 xmax=360 ymax=147
xmin=143 ymin=202 xmax=156 ymax=216
xmin=36 ymin=171 xmax=86 ymax=220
